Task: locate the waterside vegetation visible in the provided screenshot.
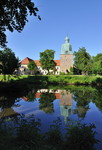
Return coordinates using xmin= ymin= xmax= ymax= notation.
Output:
xmin=0 ymin=115 xmax=99 ymax=150
xmin=0 ymin=82 xmax=101 ymax=149
xmin=0 ymin=75 xmax=102 ymax=90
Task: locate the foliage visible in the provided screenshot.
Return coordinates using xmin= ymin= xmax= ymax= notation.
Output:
xmin=28 ymin=61 xmax=37 ymax=75
xmin=0 ymin=75 xmax=102 ymax=89
xmin=0 ymin=119 xmax=14 ymax=150
xmin=0 ymin=48 xmax=19 ymax=75
xmin=92 ymin=53 xmax=102 ymax=75
xmin=24 ymin=88 xmax=38 ymax=102
xmin=74 ymin=47 xmax=92 ymax=75
xmin=39 ymin=92 xmax=56 ymax=113
xmin=44 ymin=117 xmax=63 ymax=149
xmin=40 ymin=49 xmax=56 ymax=74
xmin=0 ymin=115 xmax=99 ymax=150
xmin=67 ymin=67 xmax=74 ymax=75
xmin=65 ymin=120 xmax=99 ymax=150
xmin=0 ymin=0 xmax=41 ymax=47
xmin=48 ymin=75 xmax=102 ymax=85
xmin=73 ymin=90 xmax=91 ymax=119
xmin=15 ymin=115 xmax=41 ymax=150
xmin=91 ymin=88 xmax=102 ymax=112
xmin=0 ymin=85 xmax=102 ymax=149
xmin=60 ymin=72 xmax=66 ymax=75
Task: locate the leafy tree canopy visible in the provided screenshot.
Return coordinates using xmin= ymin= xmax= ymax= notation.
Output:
xmin=0 ymin=0 xmax=41 ymax=47
xmin=39 ymin=92 xmax=56 ymax=113
xmin=28 ymin=61 xmax=36 ymax=71
xmin=40 ymin=49 xmax=56 ymax=74
xmin=92 ymin=53 xmax=102 ymax=75
xmin=28 ymin=60 xmax=37 ymax=75
xmin=74 ymin=47 xmax=92 ymax=75
xmin=0 ymin=48 xmax=19 ymax=74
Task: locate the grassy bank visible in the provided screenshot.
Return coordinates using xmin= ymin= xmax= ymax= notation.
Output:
xmin=47 ymin=75 xmax=102 ymax=85
xmin=0 ymin=75 xmax=102 ymax=86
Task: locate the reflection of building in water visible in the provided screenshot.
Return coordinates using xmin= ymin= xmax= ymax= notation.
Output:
xmin=22 ymin=89 xmax=72 ymax=124
xmin=59 ymin=90 xmax=72 ymax=124
xmin=22 ymin=89 xmax=60 ymax=101
xmin=0 ymin=108 xmax=19 ymax=119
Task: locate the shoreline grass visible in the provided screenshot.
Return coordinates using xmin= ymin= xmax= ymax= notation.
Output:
xmin=0 ymin=75 xmax=102 ymax=86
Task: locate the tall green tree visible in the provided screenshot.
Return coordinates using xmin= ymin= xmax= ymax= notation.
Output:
xmin=92 ymin=53 xmax=102 ymax=75
xmin=73 ymin=90 xmax=91 ymax=119
xmin=74 ymin=47 xmax=92 ymax=75
xmin=40 ymin=49 xmax=56 ymax=74
xmin=0 ymin=48 xmax=19 ymax=75
xmin=39 ymin=92 xmax=56 ymax=113
xmin=28 ymin=61 xmax=37 ymax=75
xmin=0 ymin=0 xmax=41 ymax=47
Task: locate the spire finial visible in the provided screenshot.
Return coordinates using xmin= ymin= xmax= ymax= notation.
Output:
xmin=65 ymin=36 xmax=69 ymax=43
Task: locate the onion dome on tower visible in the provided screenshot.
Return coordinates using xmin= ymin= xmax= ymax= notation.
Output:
xmin=61 ymin=36 xmax=72 ymax=54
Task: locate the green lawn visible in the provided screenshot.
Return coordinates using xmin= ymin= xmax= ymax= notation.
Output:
xmin=0 ymin=75 xmax=102 ymax=85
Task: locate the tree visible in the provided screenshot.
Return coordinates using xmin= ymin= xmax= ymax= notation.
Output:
xmin=91 ymin=88 xmax=102 ymax=112
xmin=28 ymin=61 xmax=37 ymax=75
xmin=0 ymin=0 xmax=41 ymax=47
xmin=40 ymin=49 xmax=56 ymax=74
xmin=92 ymin=53 xmax=102 ymax=75
xmin=0 ymin=48 xmax=19 ymax=75
xmin=73 ymin=90 xmax=91 ymax=119
xmin=74 ymin=47 xmax=92 ymax=75
xmin=39 ymin=92 xmax=56 ymax=113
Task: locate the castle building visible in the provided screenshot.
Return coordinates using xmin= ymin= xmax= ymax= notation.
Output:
xmin=20 ymin=36 xmax=73 ymax=75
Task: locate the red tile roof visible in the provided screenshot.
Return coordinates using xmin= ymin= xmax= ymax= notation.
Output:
xmin=55 ymin=93 xmax=60 ymax=99
xmin=22 ymin=92 xmax=60 ymax=101
xmin=20 ymin=58 xmax=60 ymax=66
xmin=34 ymin=60 xmax=41 ymax=66
xmin=35 ymin=60 xmax=60 ymax=66
xmin=54 ymin=60 xmax=60 ymax=66
xmin=20 ymin=57 xmax=33 ymax=64
xmin=36 ymin=92 xmax=60 ymax=99
xmin=36 ymin=92 xmax=41 ymax=98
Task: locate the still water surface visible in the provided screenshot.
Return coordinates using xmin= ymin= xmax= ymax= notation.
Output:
xmin=0 ymin=86 xmax=102 ymax=149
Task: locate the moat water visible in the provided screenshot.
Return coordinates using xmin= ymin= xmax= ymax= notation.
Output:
xmin=0 ymin=85 xmax=102 ymax=149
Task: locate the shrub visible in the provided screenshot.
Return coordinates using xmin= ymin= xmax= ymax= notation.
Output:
xmin=64 ymin=120 xmax=99 ymax=150
xmin=0 ymin=115 xmax=99 ymax=150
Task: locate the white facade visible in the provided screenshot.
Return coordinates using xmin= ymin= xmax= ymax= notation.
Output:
xmin=19 ymin=64 xmax=60 ymax=75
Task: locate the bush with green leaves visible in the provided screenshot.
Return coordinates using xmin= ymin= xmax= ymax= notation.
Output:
xmin=0 ymin=115 xmax=99 ymax=150
xmin=64 ymin=120 xmax=99 ymax=150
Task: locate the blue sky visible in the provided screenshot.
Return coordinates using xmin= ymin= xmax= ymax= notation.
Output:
xmin=5 ymin=0 xmax=102 ymax=61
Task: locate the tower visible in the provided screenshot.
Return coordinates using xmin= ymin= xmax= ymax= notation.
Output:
xmin=59 ymin=90 xmax=72 ymax=124
xmin=60 ymin=36 xmax=73 ymax=73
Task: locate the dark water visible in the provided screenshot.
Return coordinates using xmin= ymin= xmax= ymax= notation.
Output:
xmin=0 ymin=85 xmax=102 ymax=149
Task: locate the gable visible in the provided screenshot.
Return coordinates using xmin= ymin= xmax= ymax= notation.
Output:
xmin=20 ymin=57 xmax=33 ymax=64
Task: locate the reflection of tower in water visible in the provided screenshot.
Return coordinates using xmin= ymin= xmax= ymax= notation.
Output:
xmin=59 ymin=90 xmax=72 ymax=124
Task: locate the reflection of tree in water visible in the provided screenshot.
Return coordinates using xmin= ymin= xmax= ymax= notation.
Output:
xmin=74 ymin=107 xmax=89 ymax=119
xmin=0 ymin=93 xmax=19 ymax=119
xmin=39 ymin=92 xmax=56 ymax=113
xmin=73 ymin=90 xmax=91 ymax=119
xmin=0 ymin=95 xmax=16 ymax=109
xmin=0 ymin=87 xmax=38 ymax=119
xmin=91 ymin=88 xmax=102 ymax=112
xmin=26 ymin=89 xmax=38 ymax=102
